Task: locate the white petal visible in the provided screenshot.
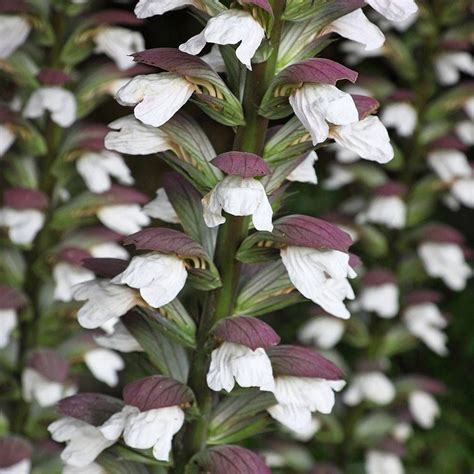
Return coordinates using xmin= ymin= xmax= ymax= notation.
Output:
xmin=456 ymin=121 xmax=474 ymax=145
xmin=428 ymin=149 xmax=471 ymax=181
xmin=452 ymin=178 xmax=474 ymax=207
xmin=366 ymin=450 xmax=404 ymax=474
xmin=381 ymin=102 xmax=417 ymax=137
xmin=115 ymin=73 xmax=194 ymax=127
xmin=366 ymin=0 xmax=418 ymax=22
xmin=267 ymin=403 xmax=313 ymax=434
xmin=297 ymin=316 xmax=345 ymax=349
xmin=112 ymin=252 xmax=187 ymax=307
xmin=53 ymin=263 xmax=95 ymax=303
xmin=359 ymin=283 xmax=399 ymax=318
xmin=144 ymin=188 xmax=180 ymax=223
xmin=84 ymin=349 xmax=124 ymax=387
xmin=0 ymin=309 xmax=17 ymax=348
xmin=98 ymin=405 xmax=137 ymax=441
xmin=94 ymin=321 xmax=143 ymax=353
xmin=286 ymin=151 xmax=318 ymax=184
xmin=348 ymin=372 xmax=395 ymax=405
xmin=323 ymin=164 xmax=355 ymax=190
xmin=435 ymin=52 xmax=474 ymax=86
xmin=90 ymin=242 xmax=129 ymax=259
xmin=1 ymin=208 xmax=44 ymax=245
xmin=200 ymin=45 xmax=226 ymax=73
xmin=134 ymin=0 xmax=195 ymax=18
xmin=97 ymin=204 xmax=150 ymax=235
xmin=63 ymin=462 xmax=106 ymax=474
xmin=408 ymin=391 xmax=440 ymax=429
xmin=0 ymin=15 xmax=31 ymax=59
xmin=22 ymin=368 xmax=74 ymax=407
xmin=0 ymin=459 xmax=31 ymax=474
xmin=357 ymin=195 xmax=406 ymax=229
xmin=0 ymin=125 xmax=16 ymax=157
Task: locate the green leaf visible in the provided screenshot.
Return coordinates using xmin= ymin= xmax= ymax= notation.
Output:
xmin=282 ymin=0 xmax=364 ymax=23
xmin=354 ymin=412 xmax=397 ymax=446
xmin=375 ymin=324 xmax=417 ymax=358
xmin=106 ymin=444 xmax=166 ymax=466
xmin=358 ymin=225 xmax=389 ymax=258
xmin=97 ymin=452 xmax=151 ymax=474
xmin=406 ymin=176 xmax=438 ymax=227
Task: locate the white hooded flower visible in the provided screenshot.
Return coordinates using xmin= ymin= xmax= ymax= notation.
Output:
xmin=84 ymin=348 xmax=124 ymax=387
xmin=202 ymin=175 xmax=273 ymax=231
xmin=144 ymin=188 xmax=180 ymax=223
xmin=115 ymin=73 xmax=195 ymax=127
xmin=179 ymin=10 xmax=265 ymax=70
xmin=0 ymin=309 xmax=17 ymax=348
xmin=0 ymin=15 xmax=31 ymax=59
xmin=281 ymin=246 xmax=355 ymax=319
xmin=0 ymin=458 xmax=31 ymax=474
xmin=357 ymin=195 xmax=406 ymax=229
xmin=286 ymin=151 xmax=318 ymax=184
xmin=297 ymin=316 xmax=345 ymax=349
xmin=0 ymin=208 xmax=45 ymax=245
xmin=358 ymin=283 xmax=399 ymax=318
xmin=434 ymin=52 xmax=474 ymax=86
xmin=48 ymin=417 xmax=117 ymax=468
xmin=322 ymin=9 xmax=385 ymax=51
xmin=289 ymin=83 xmax=359 ymax=146
xmin=403 ymin=303 xmax=448 ymax=355
xmin=418 ymin=242 xmax=471 ymax=291
xmin=365 ymin=450 xmax=404 ymax=474
xmin=381 ymin=103 xmax=418 ymax=137
xmin=366 ymin=0 xmax=418 ymax=22
xmin=53 ymin=263 xmax=95 ymax=303
xmin=323 ymin=164 xmax=355 ymax=190
xmin=94 ymin=321 xmax=142 ymax=353
xmin=97 ymin=204 xmax=150 ymax=235
xmin=456 ymin=120 xmax=474 ymax=145
xmin=112 ymin=252 xmax=187 ymax=308
xmin=74 ymin=279 xmax=138 ymax=329
xmin=76 ymin=151 xmax=133 ymax=193
xmin=0 ymin=124 xmax=15 ymax=157
xmin=343 ymin=371 xmax=395 ymax=406
xmin=105 ymin=115 xmax=171 ymax=155
xmin=267 ymin=376 xmax=345 ymax=434
xmin=93 ymin=27 xmax=145 ymax=70
xmin=408 ymin=390 xmax=440 ymax=429
xmin=22 ymin=368 xmax=77 ymax=407
xmin=90 ymin=241 xmax=129 ymax=260
xmin=134 ymin=0 xmax=197 ymax=18
xmin=23 ymin=87 xmax=77 ymax=127
xmin=207 ymin=341 xmax=275 ymax=393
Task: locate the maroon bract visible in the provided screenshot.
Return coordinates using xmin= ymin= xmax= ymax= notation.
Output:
xmin=91 ymin=9 xmax=143 ymax=26
xmin=211 ymin=152 xmax=271 ymax=178
xmin=27 ymin=349 xmax=70 ymax=383
xmin=0 ymin=436 xmax=32 ymax=468
xmin=3 ymin=187 xmax=48 ymax=210
xmin=0 ymin=284 xmax=27 ymax=310
xmin=352 ymin=94 xmax=380 ymax=119
xmin=362 ymin=268 xmax=396 ymax=286
xmin=102 ymin=184 xmax=148 ymax=205
xmin=240 ymin=0 xmax=273 ymax=13
xmin=430 ymin=135 xmax=467 ymax=151
xmin=374 ymin=182 xmax=407 ymax=196
xmin=422 ymin=224 xmax=465 ymax=244
xmin=57 ymin=247 xmax=92 ymax=266
xmin=82 ymin=257 xmax=129 ymax=279
xmin=37 ymin=69 xmax=72 ymax=86
xmin=405 ymin=290 xmax=442 ymax=306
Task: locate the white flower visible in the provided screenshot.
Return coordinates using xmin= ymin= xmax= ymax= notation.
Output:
xmin=343 ymin=371 xmax=395 ymax=406
xmin=408 ymin=390 xmax=440 ymax=429
xmin=297 ymin=316 xmax=345 ymax=349
xmin=201 ymin=44 xmax=226 ymax=73
xmin=434 ymin=52 xmax=474 ymax=86
xmin=0 ymin=208 xmax=45 ymax=245
xmin=286 ymin=151 xmax=318 ymax=184
xmin=179 ymin=10 xmax=265 ymax=70
xmin=134 ymin=0 xmax=196 ymax=18
xmin=63 ymin=463 xmax=106 ymax=474
xmin=366 ymin=0 xmax=418 ymax=22
xmin=281 ymin=246 xmax=355 ymax=319
xmin=357 ymin=195 xmax=406 ymax=229
xmin=290 ymin=416 xmax=321 ymax=441
xmin=365 ymin=450 xmax=404 ymax=474
xmin=392 ymin=422 xmax=413 ymax=442
xmin=115 ymin=73 xmax=195 ymax=127
xmin=94 ymin=321 xmax=142 ymax=353
xmin=97 ymin=204 xmax=150 ymax=235
xmin=289 ymin=83 xmax=359 ymax=146
xmin=93 ymin=27 xmax=145 ymax=71
xmin=418 ymin=242 xmax=471 ymax=291
xmin=144 ymin=188 xmax=180 ymax=223
xmin=105 ymin=115 xmax=171 ymax=155
xmin=112 ymin=252 xmax=187 ymax=308
xmin=267 ymin=376 xmax=345 ymax=434
xmin=359 ymin=283 xmax=399 ymax=318
xmin=23 ymin=87 xmax=77 ymax=127
xmin=74 ymin=279 xmax=137 ymax=329
xmin=381 ymin=102 xmax=418 ymax=137
xmin=323 ymin=164 xmax=355 ymax=190
xmin=202 ymin=175 xmax=273 ymax=231
xmin=0 ymin=309 xmax=17 ymax=348
xmin=90 ymin=241 xmax=129 ymax=260
xmin=207 ymin=341 xmax=275 ymax=393
xmin=48 ymin=417 xmax=117 ymax=468
xmin=456 ymin=120 xmax=474 ymax=145
xmin=22 ymin=368 xmax=76 ymax=407
xmin=0 ymin=124 xmax=15 ymax=157
xmin=53 ymin=263 xmax=95 ymax=303
xmin=0 ymin=15 xmax=31 ymax=59
xmin=76 ymin=151 xmax=133 ymax=193
xmin=403 ymin=303 xmax=448 ymax=355
xmin=322 ymin=9 xmax=385 ymax=50
xmin=0 ymin=458 xmax=31 ymax=474
xmin=84 ymin=348 xmax=124 ymax=387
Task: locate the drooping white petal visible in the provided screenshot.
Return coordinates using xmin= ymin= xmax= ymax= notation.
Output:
xmin=323 ymin=164 xmax=355 ymax=190
xmin=53 ymin=263 xmax=95 ymax=303
xmin=77 ymin=151 xmax=134 ymax=193
xmin=290 ymin=84 xmax=359 ymax=145
xmin=456 ymin=121 xmax=474 ymax=145
xmin=330 ymin=116 xmax=394 ymax=164
xmin=123 ymin=406 xmax=185 ymax=461
xmin=428 ymin=149 xmax=471 ymax=181
xmin=323 ymin=9 xmax=385 ymax=51
xmin=408 ymin=390 xmax=440 ymax=429
xmin=0 ymin=124 xmax=15 ymax=157
xmin=207 ymin=342 xmax=275 ymax=393
xmin=94 ymin=27 xmax=145 ymax=70
xmin=97 ymin=204 xmax=150 ymax=235
xmin=434 ymin=52 xmax=474 ymax=86
xmin=179 ymin=10 xmax=265 ymax=70
xmin=144 ymin=188 xmax=180 ymax=223
xmin=358 ymin=283 xmax=399 ymax=318
xmin=0 ymin=309 xmax=17 ymax=348
xmin=286 ymin=151 xmax=318 ymax=184
xmin=200 ymin=44 xmax=226 ymax=73
xmin=357 ymin=195 xmax=406 ymax=229
xmin=452 ymin=177 xmax=474 ymax=208
xmin=112 ymin=252 xmax=187 ymax=307
xmin=84 ymin=348 xmax=124 ymax=387
xmin=343 ymin=372 xmax=395 ymax=406
xmin=134 ymin=0 xmax=196 ymax=18
xmin=365 ymin=450 xmax=404 ymax=474
xmin=280 ymin=246 xmax=354 ymax=319
xmin=90 ymin=241 xmax=129 ymax=260
xmin=381 ymin=102 xmax=418 ymax=137
xmin=418 ymin=242 xmax=471 ymax=291
xmin=0 ymin=208 xmax=45 ymax=245
xmin=23 ymin=87 xmax=77 ymax=127
xmin=0 ymin=458 xmax=31 ymax=474
xmin=98 ymin=405 xmax=137 ymax=441
xmin=297 ymin=316 xmax=345 ymax=349
xmin=94 ymin=321 xmax=143 ymax=353
xmin=63 ymin=462 xmax=106 ymax=474
xmin=202 ymin=175 xmax=273 ymax=231
xmin=366 ymin=0 xmax=418 ymax=22
xmin=115 ymin=73 xmax=195 ymax=127
xmin=0 ymin=15 xmax=31 ymax=59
